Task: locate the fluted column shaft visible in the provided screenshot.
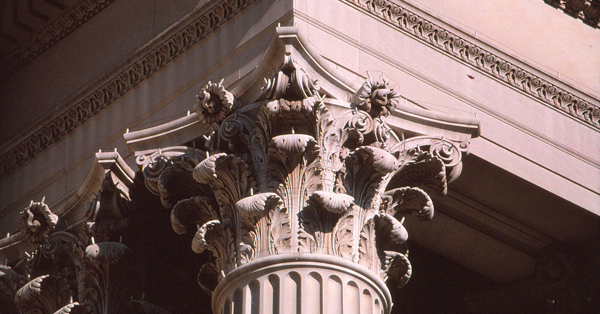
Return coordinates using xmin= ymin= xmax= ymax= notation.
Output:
xmin=212 ymin=254 xmax=392 ymax=314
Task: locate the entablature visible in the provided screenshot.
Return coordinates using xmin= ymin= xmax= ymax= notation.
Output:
xmin=124 ymin=26 xmax=480 ymax=156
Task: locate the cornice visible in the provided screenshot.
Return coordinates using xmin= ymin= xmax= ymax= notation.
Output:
xmin=341 ymin=0 xmax=600 ymax=129
xmin=0 ymin=0 xmax=260 ymax=179
xmin=0 ymin=0 xmax=118 ymax=82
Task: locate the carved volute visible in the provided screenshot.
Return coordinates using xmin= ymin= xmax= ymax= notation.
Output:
xmin=130 ymin=52 xmax=472 ymax=313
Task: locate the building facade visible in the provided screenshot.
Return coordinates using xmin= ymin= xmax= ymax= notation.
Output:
xmin=1 ymin=0 xmax=599 ymax=313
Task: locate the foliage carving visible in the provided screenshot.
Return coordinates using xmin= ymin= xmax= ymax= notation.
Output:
xmin=151 ymin=59 xmax=471 ymax=292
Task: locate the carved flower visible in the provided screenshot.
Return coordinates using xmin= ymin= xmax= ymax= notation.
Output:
xmin=591 ymin=108 xmax=600 ymax=123
xmin=351 ymin=76 xmax=400 ymax=118
xmin=196 ymin=81 xmax=235 ymax=125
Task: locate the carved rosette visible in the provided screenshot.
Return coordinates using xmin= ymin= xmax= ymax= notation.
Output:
xmin=19 ymin=200 xmax=59 ymax=244
xmin=152 ymin=57 xmax=471 ymax=313
xmin=196 ymin=80 xmax=237 ymax=126
xmin=350 ymin=75 xmax=400 ymax=119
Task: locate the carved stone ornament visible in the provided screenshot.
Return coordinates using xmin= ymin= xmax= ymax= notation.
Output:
xmin=0 ymin=159 xmax=177 ymax=314
xmin=350 ymin=75 xmax=400 ymax=118
xmin=122 ymin=53 xmax=473 ymax=313
xmin=196 ymin=80 xmax=237 ymax=126
xmin=19 ymin=200 xmax=59 ymax=245
xmin=543 ymin=0 xmax=600 ymax=28
xmin=0 ymin=47 xmax=474 ymax=314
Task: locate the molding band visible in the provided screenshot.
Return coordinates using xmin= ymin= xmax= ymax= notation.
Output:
xmin=342 ymin=0 xmax=600 ymax=129
xmin=0 ymin=0 xmax=260 ymax=178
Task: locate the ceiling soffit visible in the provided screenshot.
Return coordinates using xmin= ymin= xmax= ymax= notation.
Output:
xmin=0 ymin=0 xmax=118 ymax=81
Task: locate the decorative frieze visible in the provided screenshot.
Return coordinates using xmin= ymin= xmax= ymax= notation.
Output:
xmin=343 ymin=0 xmax=600 ymax=128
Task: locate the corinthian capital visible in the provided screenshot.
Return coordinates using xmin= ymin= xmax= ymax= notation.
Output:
xmin=139 ymin=53 xmax=477 ymax=314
